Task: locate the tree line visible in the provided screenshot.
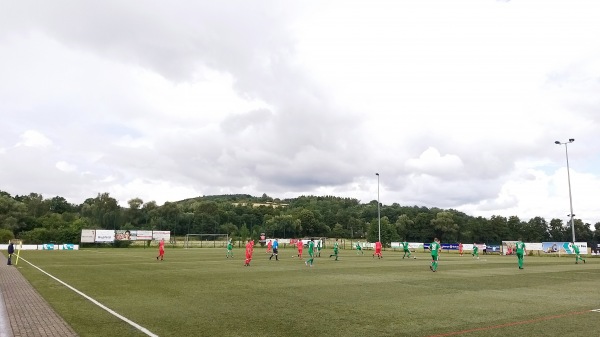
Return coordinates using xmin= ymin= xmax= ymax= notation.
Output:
xmin=0 ymin=190 xmax=598 ymax=247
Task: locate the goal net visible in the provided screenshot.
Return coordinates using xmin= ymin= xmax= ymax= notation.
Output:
xmin=184 ymin=234 xmax=229 ymax=249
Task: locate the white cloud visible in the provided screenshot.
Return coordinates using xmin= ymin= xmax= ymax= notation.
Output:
xmin=17 ymin=130 xmax=53 ymax=148
xmin=55 ymin=161 xmax=77 ymax=173
xmin=405 ymin=147 xmax=464 ymax=178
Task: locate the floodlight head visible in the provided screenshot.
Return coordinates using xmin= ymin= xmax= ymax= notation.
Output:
xmin=554 ymin=141 xmax=561 ymax=144
xmin=375 ymin=173 xmax=379 ymax=176
xmin=569 ymin=138 xmax=575 ymax=142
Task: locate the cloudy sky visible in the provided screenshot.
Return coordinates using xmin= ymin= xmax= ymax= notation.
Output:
xmin=1 ymin=0 xmax=599 ymax=224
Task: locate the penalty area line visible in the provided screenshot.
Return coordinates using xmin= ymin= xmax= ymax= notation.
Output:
xmin=20 ymin=257 xmax=159 ymax=337
xmin=427 ymin=310 xmax=591 ymax=337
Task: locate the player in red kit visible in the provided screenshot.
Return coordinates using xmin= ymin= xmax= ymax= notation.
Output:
xmin=373 ymin=241 xmax=382 ymax=259
xmin=156 ymin=238 xmax=165 ymax=261
xmin=296 ymin=239 xmax=303 ymax=258
xmin=244 ymin=239 xmax=254 ymax=266
xmin=266 ymin=240 xmax=272 ymax=254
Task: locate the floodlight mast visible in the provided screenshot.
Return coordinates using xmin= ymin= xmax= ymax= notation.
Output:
xmin=375 ymin=173 xmax=381 ymax=243
xmin=555 ymin=139 xmax=576 ymax=242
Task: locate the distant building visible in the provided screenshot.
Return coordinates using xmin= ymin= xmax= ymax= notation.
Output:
xmin=231 ymin=201 xmax=288 ymax=208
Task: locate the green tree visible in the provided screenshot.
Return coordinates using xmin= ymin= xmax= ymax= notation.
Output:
xmin=21 ymin=193 xmax=47 ymax=218
xmin=298 ymin=209 xmax=319 ymax=237
xmin=367 ymin=216 xmax=394 ymax=246
xmin=239 ymin=223 xmax=250 ymax=243
xmin=219 ymin=222 xmax=238 ymax=237
xmin=331 ymin=223 xmax=345 ymax=238
xmin=523 ymin=217 xmax=549 ymax=242
xmin=548 ymin=218 xmax=567 ymax=241
xmin=126 ymin=198 xmax=144 ymax=227
xmin=0 ymin=228 xmax=14 ymax=243
xmin=431 ymin=211 xmax=459 ymax=242
xmin=49 ymin=196 xmax=73 ymax=214
xmin=0 ymin=195 xmax=27 ymax=233
xmin=395 ymin=214 xmax=413 ymax=240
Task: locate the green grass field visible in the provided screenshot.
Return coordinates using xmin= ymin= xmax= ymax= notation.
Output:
xmin=11 ymin=248 xmax=600 ymax=337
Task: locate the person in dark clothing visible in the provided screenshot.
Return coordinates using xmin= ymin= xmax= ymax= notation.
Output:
xmin=7 ymin=242 xmax=14 ymax=265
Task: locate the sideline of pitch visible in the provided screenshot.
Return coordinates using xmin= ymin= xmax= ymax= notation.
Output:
xmin=19 ymin=256 xmax=159 ymax=337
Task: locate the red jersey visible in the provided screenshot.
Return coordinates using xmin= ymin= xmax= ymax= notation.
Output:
xmin=297 ymin=240 xmax=303 ymax=250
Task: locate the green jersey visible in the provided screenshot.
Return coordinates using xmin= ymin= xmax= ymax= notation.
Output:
xmin=473 ymin=246 xmax=479 ymax=254
xmin=572 ymin=244 xmax=580 ymax=254
xmin=333 ymin=242 xmax=339 ymax=251
xmin=308 ymin=241 xmax=314 ymax=254
xmin=227 ymin=242 xmax=232 ymax=250
xmin=515 ymin=241 xmax=525 ymax=254
xmin=356 ymin=243 xmax=361 ymax=249
xmin=430 ymin=242 xmax=441 ymax=256
xmin=402 ymin=242 xmax=409 ymax=251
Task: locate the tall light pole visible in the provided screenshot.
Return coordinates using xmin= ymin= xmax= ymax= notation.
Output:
xmin=555 ymin=139 xmax=576 ymax=242
xmin=375 ymin=173 xmax=381 ymax=243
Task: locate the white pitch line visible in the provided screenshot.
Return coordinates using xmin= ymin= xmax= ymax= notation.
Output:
xmin=20 ymin=257 xmax=159 ymax=337
xmin=591 ymin=309 xmax=600 ymax=313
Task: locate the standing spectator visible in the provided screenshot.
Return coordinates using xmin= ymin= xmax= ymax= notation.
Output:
xmin=7 ymin=242 xmax=14 ymax=265
xmin=269 ymin=239 xmax=279 ymax=261
xmin=156 ymin=238 xmax=165 ymax=261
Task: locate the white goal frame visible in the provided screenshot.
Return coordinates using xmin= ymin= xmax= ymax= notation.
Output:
xmin=184 ymin=234 xmax=229 ymax=249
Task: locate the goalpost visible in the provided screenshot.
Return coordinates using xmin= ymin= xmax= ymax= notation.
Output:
xmin=184 ymin=234 xmax=229 ymax=249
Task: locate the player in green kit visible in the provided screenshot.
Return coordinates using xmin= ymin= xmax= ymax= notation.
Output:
xmin=402 ymin=241 xmax=412 ymax=259
xmin=472 ymin=243 xmax=479 ymax=259
xmin=329 ymin=239 xmax=339 ymax=260
xmin=572 ymin=242 xmax=586 ymax=264
xmin=226 ymin=239 xmax=234 ymax=258
xmin=515 ymin=239 xmax=526 ymax=269
xmin=430 ymin=238 xmax=441 ymax=272
xmin=305 ymin=239 xmax=315 ymax=267
xmin=316 ymin=240 xmax=322 ymax=257
xmin=355 ymin=241 xmax=363 ymax=255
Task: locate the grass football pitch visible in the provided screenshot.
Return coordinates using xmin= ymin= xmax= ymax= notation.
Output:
xmin=12 ymin=248 xmax=600 ymax=337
